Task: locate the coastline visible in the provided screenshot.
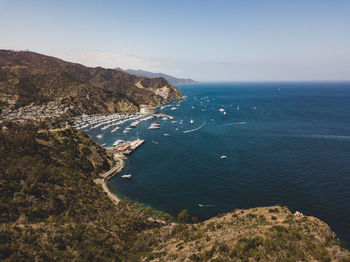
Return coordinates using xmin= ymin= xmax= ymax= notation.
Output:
xmin=94 ymin=157 xmax=125 ymax=205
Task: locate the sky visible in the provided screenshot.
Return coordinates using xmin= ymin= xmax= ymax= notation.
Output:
xmin=1 ymin=0 xmax=350 ymax=81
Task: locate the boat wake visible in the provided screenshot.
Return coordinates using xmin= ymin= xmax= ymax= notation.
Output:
xmin=152 ymin=140 xmax=159 ymax=144
xmin=225 ymin=121 xmax=247 ymax=126
xmin=183 ymin=121 xmax=206 ymax=134
xmin=198 ymin=204 xmax=216 ymax=207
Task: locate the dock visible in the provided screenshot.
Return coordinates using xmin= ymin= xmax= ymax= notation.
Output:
xmin=124 ymin=139 xmax=145 ymax=155
xmin=108 ymin=139 xmax=145 ymax=155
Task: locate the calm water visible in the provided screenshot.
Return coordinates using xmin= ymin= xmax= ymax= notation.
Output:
xmin=88 ymin=82 xmax=350 ymax=247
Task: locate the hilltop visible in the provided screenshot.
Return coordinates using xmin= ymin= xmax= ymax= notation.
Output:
xmin=0 ymin=50 xmax=183 ymax=117
xmin=117 ymin=68 xmax=199 ymax=85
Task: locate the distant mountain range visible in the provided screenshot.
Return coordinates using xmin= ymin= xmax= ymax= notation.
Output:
xmin=116 ymin=68 xmax=199 ymax=85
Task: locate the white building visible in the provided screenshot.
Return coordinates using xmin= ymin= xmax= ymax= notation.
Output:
xmin=140 ymin=105 xmax=156 ymax=114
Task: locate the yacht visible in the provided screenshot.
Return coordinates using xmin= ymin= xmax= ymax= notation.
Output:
xmin=101 ymin=125 xmax=110 ymax=130
xmin=130 ymin=120 xmax=140 ymax=127
xmin=121 ymin=174 xmax=132 ymax=179
xmin=220 ymin=155 xmax=227 ymax=159
xmin=219 ymin=108 xmax=225 ymax=112
xmin=123 ymin=127 xmax=131 ymax=134
xmin=113 ymin=140 xmax=124 ymax=146
xmin=111 ymin=126 xmax=120 ymax=133
xmin=148 ymin=122 xmax=160 ymax=130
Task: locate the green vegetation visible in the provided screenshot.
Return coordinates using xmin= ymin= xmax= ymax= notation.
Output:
xmin=177 ymin=209 xmax=198 ymax=224
xmin=0 ymin=122 xmax=349 ymax=261
xmin=0 ymin=123 xmax=171 ymax=261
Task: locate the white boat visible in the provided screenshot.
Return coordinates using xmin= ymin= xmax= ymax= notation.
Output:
xmin=219 ymin=108 xmax=225 ymax=112
xmin=97 ymin=134 xmax=103 ymax=139
xmin=220 ymin=155 xmax=227 ymax=159
xmin=161 ymin=117 xmax=168 ymax=120
xmin=236 ymin=105 xmax=240 ymax=111
xmin=170 ymin=107 xmax=177 ymax=110
xmin=111 ymin=126 xmax=120 ymax=133
xmin=101 ymin=143 xmax=107 ymax=147
xmin=171 ymin=121 xmax=177 ymax=124
xmin=121 ymin=174 xmax=132 ymax=179
xmin=223 ymin=111 xmax=227 ymax=115
xmin=253 ymin=106 xmax=256 ymax=110
xmin=130 ymin=120 xmax=140 ymax=127
xmin=163 ymin=133 xmax=170 ymax=136
xmin=101 ymin=125 xmax=110 ymax=130
xmin=113 ymin=140 xmax=124 ymax=146
xmin=190 ymin=119 xmax=194 ymax=124
xmin=179 ymin=120 xmax=183 ymax=125
xmin=148 ymin=122 xmax=160 ymax=130
xmin=148 ymin=126 xmax=160 ymax=130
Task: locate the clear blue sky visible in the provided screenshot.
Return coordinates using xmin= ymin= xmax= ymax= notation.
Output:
xmin=1 ymin=0 xmax=350 ymax=81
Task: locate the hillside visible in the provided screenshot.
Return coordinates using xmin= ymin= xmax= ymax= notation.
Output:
xmin=0 ymin=122 xmax=349 ymax=261
xmin=142 ymin=206 xmax=350 ymax=261
xmin=119 ymin=68 xmax=199 ymax=85
xmin=0 ymin=122 xmax=172 ymax=261
xmin=0 ymin=50 xmax=183 ymax=116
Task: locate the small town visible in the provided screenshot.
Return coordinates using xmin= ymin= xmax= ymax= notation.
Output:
xmin=0 ymin=98 xmax=75 ymax=123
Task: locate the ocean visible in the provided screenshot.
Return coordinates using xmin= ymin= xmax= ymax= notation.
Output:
xmin=87 ymin=82 xmax=350 ymax=247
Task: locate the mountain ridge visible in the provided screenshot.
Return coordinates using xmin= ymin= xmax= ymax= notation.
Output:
xmin=0 ymin=50 xmax=183 ymax=116
xmin=116 ymin=68 xmax=199 ymax=85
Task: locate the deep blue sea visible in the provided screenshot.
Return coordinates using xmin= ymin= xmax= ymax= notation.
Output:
xmin=88 ymin=82 xmax=350 ymax=247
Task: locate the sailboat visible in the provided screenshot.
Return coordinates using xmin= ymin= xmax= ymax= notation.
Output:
xmin=190 ymin=119 xmax=194 ymax=124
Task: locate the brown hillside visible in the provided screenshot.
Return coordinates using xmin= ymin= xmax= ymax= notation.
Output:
xmin=0 ymin=50 xmax=183 ymax=114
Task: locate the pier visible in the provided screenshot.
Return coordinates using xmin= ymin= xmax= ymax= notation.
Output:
xmin=123 ymin=139 xmax=145 ymax=155
xmin=107 ymin=139 xmax=145 ymax=155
